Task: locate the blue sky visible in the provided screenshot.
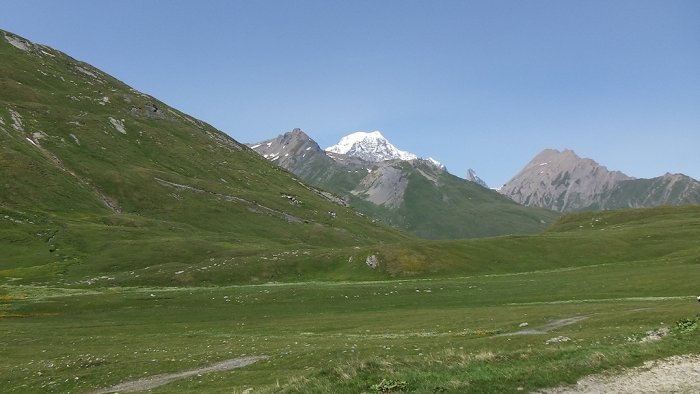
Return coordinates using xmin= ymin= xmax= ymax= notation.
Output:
xmin=2 ymin=0 xmax=699 ymax=186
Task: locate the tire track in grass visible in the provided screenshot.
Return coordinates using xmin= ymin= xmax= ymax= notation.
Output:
xmin=497 ymin=316 xmax=589 ymax=336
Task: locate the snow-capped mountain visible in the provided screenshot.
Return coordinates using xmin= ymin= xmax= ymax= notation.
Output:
xmin=325 ymin=131 xmax=417 ymax=162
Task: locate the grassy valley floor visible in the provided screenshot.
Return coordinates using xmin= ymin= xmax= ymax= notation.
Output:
xmin=2 ymin=252 xmax=699 ymax=393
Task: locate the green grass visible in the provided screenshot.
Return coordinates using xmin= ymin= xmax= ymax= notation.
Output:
xmin=1 ymin=255 xmax=698 ymax=393
xmin=1 ymin=206 xmax=699 ymax=392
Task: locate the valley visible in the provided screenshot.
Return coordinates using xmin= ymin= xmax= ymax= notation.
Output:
xmin=2 ymin=206 xmax=700 ymax=393
xmin=1 ymin=28 xmax=699 ymax=394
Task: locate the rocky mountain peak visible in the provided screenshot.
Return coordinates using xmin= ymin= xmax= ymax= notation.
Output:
xmin=500 ymin=149 xmax=634 ymax=212
xmin=466 ymin=168 xmax=488 ymax=188
xmin=325 ymin=131 xmax=417 ymax=162
xmin=247 ymin=128 xmax=324 ymax=167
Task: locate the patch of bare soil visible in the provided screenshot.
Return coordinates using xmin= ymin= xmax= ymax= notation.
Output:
xmin=537 ymin=355 xmax=700 ymax=393
xmin=84 ymin=355 xmax=267 ymax=394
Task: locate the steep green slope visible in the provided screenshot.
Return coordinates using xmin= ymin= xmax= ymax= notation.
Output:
xmin=592 ymin=174 xmax=700 ymax=210
xmin=396 ymin=161 xmax=558 ymax=238
xmin=0 ymin=30 xmax=409 ymax=286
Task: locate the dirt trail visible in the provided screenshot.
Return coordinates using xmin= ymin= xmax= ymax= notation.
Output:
xmin=537 ymin=355 xmax=700 ymax=393
xmin=498 ymin=315 xmax=588 ymax=336
xmin=84 ymin=356 xmax=267 ymax=394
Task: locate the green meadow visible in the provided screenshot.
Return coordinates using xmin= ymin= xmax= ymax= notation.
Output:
xmin=2 ymin=206 xmax=699 ymax=393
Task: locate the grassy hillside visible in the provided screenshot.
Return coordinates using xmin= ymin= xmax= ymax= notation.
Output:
xmin=0 ymin=30 xmax=410 ymax=286
xmin=373 ymin=205 xmax=700 ymax=278
xmin=396 ymin=162 xmax=558 ymax=239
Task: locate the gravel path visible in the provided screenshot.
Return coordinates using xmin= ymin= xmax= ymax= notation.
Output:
xmin=537 ymin=355 xmax=700 ymax=393
xmin=84 ymin=356 xmax=267 ymax=394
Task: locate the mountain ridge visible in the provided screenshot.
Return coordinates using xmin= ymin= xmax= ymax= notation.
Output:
xmin=250 ymin=129 xmax=558 ymax=239
xmin=500 ymin=148 xmax=700 ymax=211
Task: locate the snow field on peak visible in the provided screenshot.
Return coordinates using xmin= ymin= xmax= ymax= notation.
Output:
xmin=325 ymin=131 xmax=417 ymax=162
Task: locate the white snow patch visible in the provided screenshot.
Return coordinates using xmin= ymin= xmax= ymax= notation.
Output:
xmin=25 ymin=137 xmax=37 ymax=146
xmin=108 ymin=117 xmax=126 ymax=134
xmin=249 ymin=144 xmax=261 ymax=149
xmin=266 ymin=142 xmax=272 ymax=147
xmin=305 ymin=147 xmax=311 ymax=151
xmin=40 ymin=50 xmax=55 ymax=57
xmin=539 ymin=162 xmax=548 ymax=166
xmin=70 ymin=133 xmax=80 ymax=145
xmin=426 ymin=157 xmax=444 ymax=168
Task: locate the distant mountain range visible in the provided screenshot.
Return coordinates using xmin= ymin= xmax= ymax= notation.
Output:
xmin=250 ymin=129 xmax=558 ymax=239
xmin=250 ymin=130 xmax=700 ymax=228
xmin=500 ymin=149 xmax=700 ymax=212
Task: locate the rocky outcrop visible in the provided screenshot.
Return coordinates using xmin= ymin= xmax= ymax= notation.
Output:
xmin=365 ymin=255 xmax=379 ymax=269
xmin=351 ymin=165 xmax=408 ymax=208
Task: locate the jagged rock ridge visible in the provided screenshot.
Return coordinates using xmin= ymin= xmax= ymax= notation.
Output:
xmin=466 ymin=168 xmax=488 ymax=188
xmin=500 ymin=149 xmax=700 ymax=212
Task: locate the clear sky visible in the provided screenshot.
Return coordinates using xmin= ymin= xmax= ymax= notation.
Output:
xmin=2 ymin=0 xmax=699 ymax=186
